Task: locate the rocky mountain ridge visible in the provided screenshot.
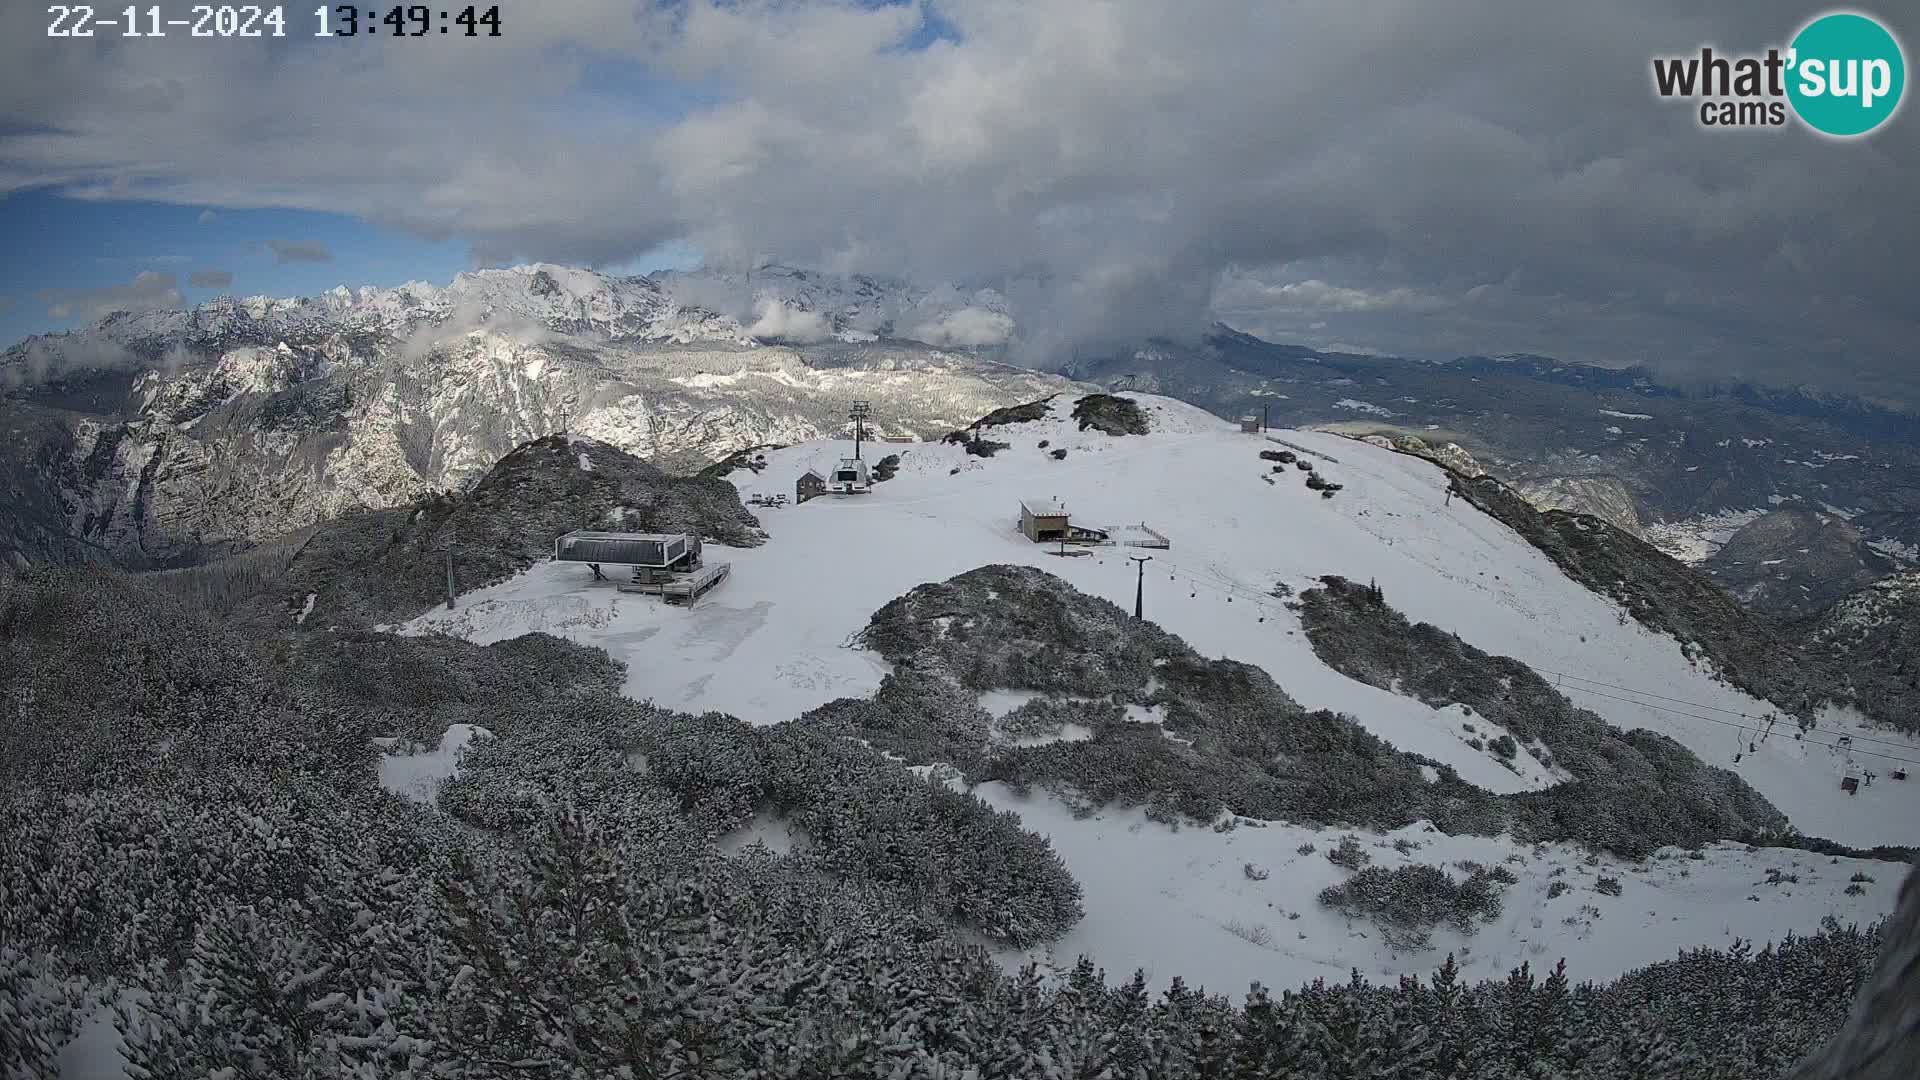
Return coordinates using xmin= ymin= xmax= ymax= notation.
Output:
xmin=0 ymin=264 xmax=1080 ymax=571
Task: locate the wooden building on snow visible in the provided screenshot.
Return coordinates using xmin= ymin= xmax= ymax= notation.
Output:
xmin=796 ymin=469 xmax=827 ymax=504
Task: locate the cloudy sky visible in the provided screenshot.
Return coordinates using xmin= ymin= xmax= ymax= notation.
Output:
xmin=1 ymin=1 xmax=1914 ymax=404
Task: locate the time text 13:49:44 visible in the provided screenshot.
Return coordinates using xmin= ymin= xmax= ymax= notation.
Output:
xmin=316 ymin=5 xmax=499 ymax=36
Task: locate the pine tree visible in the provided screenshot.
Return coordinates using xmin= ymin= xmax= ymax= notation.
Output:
xmin=0 ymin=945 xmax=88 ymax=1080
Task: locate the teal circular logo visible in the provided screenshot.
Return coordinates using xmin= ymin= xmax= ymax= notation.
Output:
xmin=1787 ymin=12 xmax=1906 ymax=137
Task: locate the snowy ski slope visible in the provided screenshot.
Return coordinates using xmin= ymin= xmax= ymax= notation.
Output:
xmin=400 ymin=394 xmax=1919 ymax=995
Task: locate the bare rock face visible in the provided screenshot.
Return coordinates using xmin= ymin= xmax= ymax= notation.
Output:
xmin=1512 ymin=474 xmax=1643 ymax=535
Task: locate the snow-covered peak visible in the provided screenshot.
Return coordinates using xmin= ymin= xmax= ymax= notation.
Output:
xmin=1 ymin=263 xmax=1035 ymax=388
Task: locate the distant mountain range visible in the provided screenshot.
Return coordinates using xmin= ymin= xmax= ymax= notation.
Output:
xmin=1063 ymin=328 xmax=1920 ymax=616
xmin=5 ymin=263 xmax=1915 ymax=618
xmin=0 ymin=264 xmax=1073 ymax=570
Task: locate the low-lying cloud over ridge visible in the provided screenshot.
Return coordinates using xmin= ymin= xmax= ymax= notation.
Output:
xmin=1 ymin=1 xmax=1914 ymax=402
xmin=35 ymin=271 xmax=184 ymax=322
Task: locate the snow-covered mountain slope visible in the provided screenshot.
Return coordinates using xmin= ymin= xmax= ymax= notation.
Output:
xmin=0 ymin=265 xmax=1078 ymax=569
xmin=401 ymin=394 xmax=1918 ymax=996
xmin=981 ymin=796 xmax=1893 ymax=1001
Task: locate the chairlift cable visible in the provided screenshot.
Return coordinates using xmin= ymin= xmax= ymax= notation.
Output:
xmin=1538 ymin=669 xmax=1919 ymax=752
xmin=1553 ymin=683 xmax=1920 ymax=767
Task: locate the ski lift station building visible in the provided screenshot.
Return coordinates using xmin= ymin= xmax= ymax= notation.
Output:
xmin=829 ymin=457 xmax=871 ymax=494
xmin=554 ymin=531 xmax=696 ymax=569
xmin=1020 ymin=497 xmax=1071 ymax=542
xmin=552 ymin=529 xmax=732 ymax=604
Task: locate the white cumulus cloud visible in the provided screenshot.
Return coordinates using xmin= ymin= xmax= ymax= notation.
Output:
xmin=745 ymin=299 xmax=832 ymax=344
xmin=905 ymin=306 xmax=1015 ymax=347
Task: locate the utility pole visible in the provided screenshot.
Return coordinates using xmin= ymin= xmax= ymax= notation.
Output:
xmin=850 ymin=400 xmax=870 ymax=460
xmin=1130 ymin=554 xmax=1152 ymax=620
xmin=1262 ymin=403 xmax=1269 ymax=431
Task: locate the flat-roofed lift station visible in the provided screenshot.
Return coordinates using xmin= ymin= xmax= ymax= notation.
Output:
xmin=554 ymin=531 xmax=689 ymax=568
xmin=553 ymin=530 xmax=730 ymax=605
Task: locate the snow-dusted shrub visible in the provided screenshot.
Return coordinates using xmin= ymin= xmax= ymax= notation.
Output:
xmin=1070 ymin=394 xmax=1149 ymax=436
xmin=995 ymin=695 xmax=1121 ymax=743
xmin=758 ymin=723 xmax=1083 ymax=946
xmin=1317 ymin=863 xmax=1508 ymax=951
xmin=801 ymin=666 xmax=995 ymax=766
xmin=1222 ymin=919 xmax=1273 ymax=947
xmin=972 ymin=396 xmax=1056 ymax=428
xmin=943 ymin=428 xmax=1013 ymax=457
xmin=1327 ymin=835 xmax=1371 ymax=870
xmin=287 ymin=625 xmax=626 ymax=744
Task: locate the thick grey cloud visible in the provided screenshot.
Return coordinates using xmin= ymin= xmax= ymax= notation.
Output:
xmin=1 ymin=1 xmax=1915 ymax=402
xmin=34 ymin=271 xmax=183 ymax=321
xmin=266 ymin=240 xmax=333 ymax=265
xmin=188 ymin=269 xmax=234 ymax=289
